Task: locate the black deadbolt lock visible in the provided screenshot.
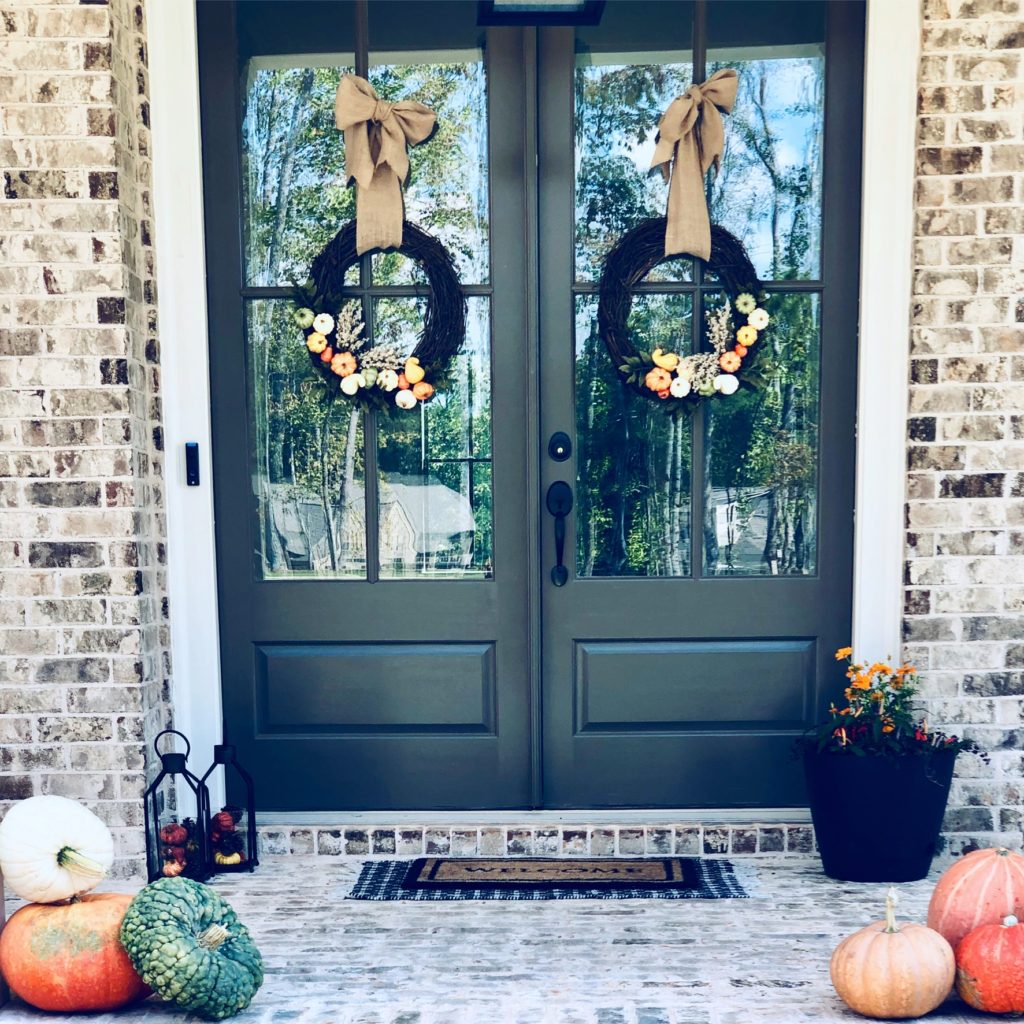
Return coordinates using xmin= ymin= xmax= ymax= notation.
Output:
xmin=548 ymin=431 xmax=571 ymax=462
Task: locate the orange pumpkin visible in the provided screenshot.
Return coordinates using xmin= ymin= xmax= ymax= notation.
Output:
xmin=0 ymin=893 xmax=150 ymax=1012
xmin=928 ymin=847 xmax=1024 ymax=949
xmin=644 ymin=367 xmax=672 ymax=393
xmin=719 ymin=351 xmax=741 ymax=373
xmin=412 ymin=381 xmax=434 ymax=402
xmin=956 ymin=915 xmax=1024 ymax=1013
xmin=830 ymin=888 xmax=954 ymax=1019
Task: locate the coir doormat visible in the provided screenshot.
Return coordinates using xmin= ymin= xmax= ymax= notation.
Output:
xmin=347 ymin=857 xmax=753 ymax=900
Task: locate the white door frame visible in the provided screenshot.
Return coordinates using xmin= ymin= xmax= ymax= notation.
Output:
xmin=149 ymin=0 xmax=918 ymax=799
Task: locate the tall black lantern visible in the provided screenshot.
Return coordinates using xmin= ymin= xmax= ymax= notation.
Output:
xmin=143 ymin=729 xmax=210 ymax=883
xmin=201 ymin=744 xmax=259 ymax=874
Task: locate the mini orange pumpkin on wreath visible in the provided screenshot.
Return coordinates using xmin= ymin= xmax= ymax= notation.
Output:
xmin=598 ymin=217 xmax=771 ymax=413
xmin=291 ymin=220 xmax=466 ymax=413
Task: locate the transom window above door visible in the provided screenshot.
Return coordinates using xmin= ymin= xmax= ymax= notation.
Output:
xmin=239 ymin=1 xmax=493 ymax=581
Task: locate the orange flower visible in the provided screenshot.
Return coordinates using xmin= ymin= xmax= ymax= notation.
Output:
xmin=870 ymin=690 xmax=884 ymax=701
xmin=330 ymin=351 xmax=357 ymax=377
xmin=882 ymin=723 xmax=895 ymax=733
xmin=719 ymin=351 xmax=741 ymax=373
xmin=645 ymin=367 xmax=672 ymax=393
xmin=850 ymin=674 xmax=871 ymax=690
xmin=868 ymin=662 xmax=892 ymax=677
xmin=835 ymin=646 xmax=853 ymax=661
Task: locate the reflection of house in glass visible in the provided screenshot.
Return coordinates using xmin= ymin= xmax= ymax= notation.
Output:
xmin=267 ymin=475 xmax=476 ymax=574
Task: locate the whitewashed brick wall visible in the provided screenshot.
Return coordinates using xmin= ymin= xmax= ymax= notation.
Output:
xmin=0 ymin=0 xmax=169 ymax=875
xmin=908 ymin=0 xmax=1024 ymax=854
xmin=0 ymin=0 xmax=1022 ymax=871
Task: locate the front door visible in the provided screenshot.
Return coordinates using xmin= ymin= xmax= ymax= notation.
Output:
xmin=197 ymin=0 xmax=864 ymax=811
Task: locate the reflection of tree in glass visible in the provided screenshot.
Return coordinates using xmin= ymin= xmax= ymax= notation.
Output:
xmin=251 ymin=302 xmax=366 ymax=576
xmin=575 ymin=296 xmax=692 ymax=577
xmin=705 ymin=58 xmax=824 ymax=575
xmin=709 ymin=58 xmax=825 ymax=281
xmin=707 ymin=294 xmax=819 ymax=576
xmin=574 ymin=53 xmax=825 ymax=578
xmin=574 ymin=60 xmax=693 ymax=281
xmin=243 ymin=56 xmax=493 ymax=578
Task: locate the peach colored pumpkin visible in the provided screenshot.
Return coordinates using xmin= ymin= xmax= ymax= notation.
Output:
xmin=831 ymin=888 xmax=954 ymax=1019
xmin=0 ymin=893 xmax=150 ymax=1012
xmin=927 ymin=847 xmax=1024 ymax=950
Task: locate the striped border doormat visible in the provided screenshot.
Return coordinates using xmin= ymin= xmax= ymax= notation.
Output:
xmin=346 ymin=857 xmax=753 ymax=900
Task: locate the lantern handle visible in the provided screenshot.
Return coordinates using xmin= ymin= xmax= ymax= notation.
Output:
xmin=154 ymin=728 xmax=191 ymax=761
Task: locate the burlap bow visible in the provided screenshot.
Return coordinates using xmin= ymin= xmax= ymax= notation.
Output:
xmin=335 ymin=74 xmax=437 ymax=254
xmin=650 ymin=68 xmax=739 ymax=261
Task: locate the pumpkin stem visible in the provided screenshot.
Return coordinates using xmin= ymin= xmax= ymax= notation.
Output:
xmin=197 ymin=923 xmax=231 ymax=950
xmin=56 ymin=846 xmax=105 ymax=879
xmin=884 ymin=887 xmax=899 ymax=933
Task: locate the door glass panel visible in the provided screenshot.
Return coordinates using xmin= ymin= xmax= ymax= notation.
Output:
xmin=703 ymin=292 xmax=820 ymax=576
xmin=377 ymin=297 xmax=493 ymax=579
xmin=242 ymin=62 xmax=358 ymax=287
xmin=247 ymin=300 xmax=367 ymax=579
xmin=707 ymin=1 xmax=826 ymax=281
xmin=369 ymin=9 xmax=489 ymax=285
xmin=574 ymin=1 xmax=695 ymax=283
xmin=576 ymin=294 xmax=692 ymax=578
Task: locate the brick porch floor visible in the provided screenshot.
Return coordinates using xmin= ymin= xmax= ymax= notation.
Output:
xmin=2 ymin=858 xmax=990 ymax=1023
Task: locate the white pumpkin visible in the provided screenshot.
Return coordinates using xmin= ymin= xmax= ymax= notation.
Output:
xmin=0 ymin=795 xmax=113 ymax=903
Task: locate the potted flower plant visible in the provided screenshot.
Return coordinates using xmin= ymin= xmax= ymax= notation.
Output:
xmin=799 ymin=648 xmax=981 ymax=883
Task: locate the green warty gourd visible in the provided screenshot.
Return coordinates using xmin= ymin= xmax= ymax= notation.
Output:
xmin=120 ymin=876 xmax=263 ymax=1020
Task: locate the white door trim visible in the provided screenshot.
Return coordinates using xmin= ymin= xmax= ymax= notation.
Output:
xmin=148 ymin=0 xmax=225 ymax=807
xmin=149 ymin=0 xmax=918 ymax=800
xmin=852 ymin=0 xmax=919 ymax=660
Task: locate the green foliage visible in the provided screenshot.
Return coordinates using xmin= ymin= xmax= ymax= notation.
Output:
xmin=799 ymin=651 xmax=981 ymax=760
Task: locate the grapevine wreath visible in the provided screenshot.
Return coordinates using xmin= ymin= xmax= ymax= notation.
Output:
xmin=597 ymin=217 xmax=771 ymax=414
xmin=292 ymin=219 xmax=466 ymax=412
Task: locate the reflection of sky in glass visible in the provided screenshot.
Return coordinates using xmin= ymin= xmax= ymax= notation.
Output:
xmin=370 ymin=57 xmax=490 ymax=284
xmin=243 ymin=53 xmax=489 ymax=286
xmin=708 ymin=56 xmax=824 ymax=280
xmin=572 ymin=49 xmax=824 ymax=283
xmin=573 ymin=59 xmax=693 ymax=282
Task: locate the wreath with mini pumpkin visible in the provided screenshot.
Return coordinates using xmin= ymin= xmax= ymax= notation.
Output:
xmin=292 ymin=220 xmax=466 ymax=412
xmin=598 ymin=218 xmax=771 ymax=414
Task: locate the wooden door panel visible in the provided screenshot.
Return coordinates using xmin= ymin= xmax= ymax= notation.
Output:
xmin=575 ymin=639 xmax=814 ymax=732
xmin=198 ymin=2 xmax=533 ymax=810
xmin=538 ymin=2 xmax=865 ymax=808
xmin=255 ymin=642 xmax=496 ymax=733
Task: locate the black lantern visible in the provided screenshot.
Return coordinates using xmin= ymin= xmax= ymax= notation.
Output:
xmin=143 ymin=729 xmax=210 ymax=883
xmin=201 ymin=744 xmax=259 ymax=874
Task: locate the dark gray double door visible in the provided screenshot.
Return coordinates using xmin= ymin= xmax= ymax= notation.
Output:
xmin=200 ymin=1 xmax=863 ymax=811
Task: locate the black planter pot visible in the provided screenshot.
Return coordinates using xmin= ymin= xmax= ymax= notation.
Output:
xmin=803 ymin=746 xmax=957 ymax=883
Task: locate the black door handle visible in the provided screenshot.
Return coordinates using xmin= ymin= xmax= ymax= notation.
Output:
xmin=546 ymin=481 xmax=573 ymax=587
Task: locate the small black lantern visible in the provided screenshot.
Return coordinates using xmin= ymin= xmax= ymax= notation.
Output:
xmin=143 ymin=729 xmax=210 ymax=883
xmin=201 ymin=744 xmax=259 ymax=874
